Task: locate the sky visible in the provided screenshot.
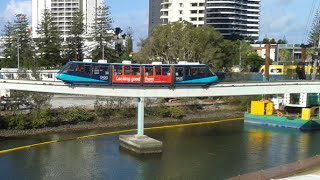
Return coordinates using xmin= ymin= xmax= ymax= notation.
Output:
xmin=0 ymin=0 xmax=317 ymax=50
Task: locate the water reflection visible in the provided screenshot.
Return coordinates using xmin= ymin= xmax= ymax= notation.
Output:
xmin=2 ymin=121 xmax=320 ymax=179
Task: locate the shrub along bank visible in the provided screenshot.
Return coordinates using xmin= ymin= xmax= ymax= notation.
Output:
xmin=0 ymin=96 xmax=258 ymax=131
xmin=0 ymin=104 xmax=201 ymax=130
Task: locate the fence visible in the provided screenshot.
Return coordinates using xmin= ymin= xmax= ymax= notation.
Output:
xmin=227 ymin=155 xmax=320 ymax=180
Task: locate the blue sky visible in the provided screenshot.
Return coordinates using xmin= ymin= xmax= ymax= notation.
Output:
xmin=0 ymin=0 xmax=316 ymax=49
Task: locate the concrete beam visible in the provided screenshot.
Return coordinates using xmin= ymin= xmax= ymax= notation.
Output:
xmin=1 ymin=80 xmax=320 ymax=97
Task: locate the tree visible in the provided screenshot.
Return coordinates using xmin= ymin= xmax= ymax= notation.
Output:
xmin=237 ymin=41 xmax=254 ymax=67
xmin=14 ymin=14 xmax=34 ymax=69
xmin=270 ymin=38 xmax=276 ymax=44
xmin=2 ymin=21 xmax=17 ymax=68
xmin=136 ymin=22 xmax=236 ymax=70
xmin=36 ymin=9 xmax=63 ymax=68
xmin=67 ymin=10 xmax=85 ymax=61
xmin=309 ymin=12 xmax=320 ymax=47
xmin=262 ymin=38 xmax=270 ymax=44
xmin=126 ymin=27 xmax=133 ymax=55
xmin=91 ymin=4 xmax=115 ymax=61
xmin=278 ymin=49 xmax=290 ymax=62
xmin=244 ymin=53 xmax=264 ymax=72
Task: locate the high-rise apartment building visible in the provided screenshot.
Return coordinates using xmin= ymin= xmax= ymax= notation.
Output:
xmin=149 ymin=0 xmax=162 ymax=35
xmin=150 ymin=0 xmax=261 ymax=40
xmin=160 ymin=0 xmax=206 ymax=27
xmin=32 ymin=0 xmax=103 ymax=39
xmin=206 ymin=0 xmax=260 ymax=40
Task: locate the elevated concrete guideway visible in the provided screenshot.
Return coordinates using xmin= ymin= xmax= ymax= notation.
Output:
xmin=1 ymin=80 xmax=320 ymax=97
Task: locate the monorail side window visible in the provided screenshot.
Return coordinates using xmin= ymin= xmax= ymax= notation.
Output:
xmin=175 ymin=67 xmax=184 ymax=76
xmin=184 ymin=67 xmax=191 ymax=76
xmin=92 ymin=65 xmax=100 ymax=74
xmin=155 ymin=66 xmax=161 ymax=75
xmin=145 ymin=67 xmax=153 ymax=76
xmin=124 ymin=66 xmax=131 ymax=75
xmin=100 ymin=66 xmax=109 ymax=75
xmin=132 ymin=66 xmax=140 ymax=75
xmin=114 ymin=66 xmax=122 ymax=75
xmin=163 ymin=67 xmax=170 ymax=75
xmin=84 ymin=65 xmax=91 ymax=74
xmin=199 ymin=67 xmax=206 ymax=76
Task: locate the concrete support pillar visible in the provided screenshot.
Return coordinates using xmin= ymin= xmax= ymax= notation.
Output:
xmin=119 ymin=97 xmax=163 ymax=154
xmin=137 ymin=97 xmax=144 ymax=135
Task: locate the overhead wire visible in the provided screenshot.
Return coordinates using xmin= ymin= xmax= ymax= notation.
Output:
xmin=303 ymin=0 xmax=317 ymax=44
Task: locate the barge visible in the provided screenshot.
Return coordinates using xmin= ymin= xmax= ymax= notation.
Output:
xmin=244 ymin=94 xmax=320 ymax=131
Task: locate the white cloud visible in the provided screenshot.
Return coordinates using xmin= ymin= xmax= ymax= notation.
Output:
xmin=3 ymin=0 xmax=32 ymax=22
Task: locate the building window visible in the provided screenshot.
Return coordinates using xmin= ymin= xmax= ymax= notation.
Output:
xmin=179 ymin=10 xmax=183 ymax=14
xmin=199 ymin=3 xmax=204 ymax=6
xmin=191 ymin=10 xmax=197 ymax=14
xmin=190 ymin=17 xmax=197 ymax=21
xmin=179 ymin=3 xmax=183 ymax=7
xmin=199 ymin=10 xmax=204 ymax=14
xmin=179 ymin=17 xmax=182 ymax=21
xmin=191 ymin=3 xmax=197 ymax=7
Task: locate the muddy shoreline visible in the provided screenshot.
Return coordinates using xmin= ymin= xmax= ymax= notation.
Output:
xmin=0 ymin=105 xmax=244 ymax=138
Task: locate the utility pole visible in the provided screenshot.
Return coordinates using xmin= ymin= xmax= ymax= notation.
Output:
xmin=264 ymin=44 xmax=270 ymax=81
xmin=17 ymin=37 xmax=20 ymax=69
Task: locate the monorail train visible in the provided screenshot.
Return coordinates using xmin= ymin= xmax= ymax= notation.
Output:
xmin=56 ymin=60 xmax=219 ymax=86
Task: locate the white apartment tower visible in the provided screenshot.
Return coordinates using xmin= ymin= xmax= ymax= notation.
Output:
xmin=151 ymin=0 xmax=260 ymax=40
xmin=160 ymin=0 xmax=206 ymax=27
xmin=32 ymin=0 xmax=103 ymax=39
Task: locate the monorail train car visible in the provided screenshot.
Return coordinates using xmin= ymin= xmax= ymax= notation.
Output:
xmin=55 ymin=60 xmax=218 ymax=86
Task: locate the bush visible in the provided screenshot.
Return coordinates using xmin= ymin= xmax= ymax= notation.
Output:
xmin=116 ymin=107 xmax=136 ymax=118
xmin=6 ymin=113 xmax=30 ymax=130
xmin=59 ymin=107 xmax=95 ymax=124
xmin=169 ymin=107 xmax=185 ymax=119
xmin=150 ymin=106 xmax=186 ymax=119
xmin=31 ymin=105 xmax=51 ymax=128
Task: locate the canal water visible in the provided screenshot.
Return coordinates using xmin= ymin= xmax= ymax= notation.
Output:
xmin=1 ymin=120 xmax=320 ymax=179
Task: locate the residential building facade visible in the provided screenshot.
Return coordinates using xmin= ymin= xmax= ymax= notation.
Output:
xmin=206 ymin=0 xmax=260 ymax=40
xmin=149 ymin=0 xmax=162 ymax=35
xmin=150 ymin=0 xmax=261 ymax=40
xmin=32 ymin=0 xmax=103 ymax=39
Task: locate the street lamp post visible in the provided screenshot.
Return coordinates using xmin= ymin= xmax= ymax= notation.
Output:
xmin=102 ymin=44 xmax=104 ymax=60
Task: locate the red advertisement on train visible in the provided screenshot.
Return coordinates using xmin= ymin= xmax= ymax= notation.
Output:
xmin=144 ymin=66 xmax=171 ymax=84
xmin=112 ymin=65 xmax=141 ymax=83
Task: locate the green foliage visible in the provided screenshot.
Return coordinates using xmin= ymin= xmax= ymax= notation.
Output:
xmin=223 ymin=96 xmax=262 ymax=111
xmin=262 ymin=38 xmax=270 ymax=44
xmin=279 ymin=49 xmax=290 ymax=62
xmin=36 ymin=9 xmax=63 ymax=67
xmin=151 ymin=106 xmax=186 ymax=119
xmin=309 ymin=12 xmax=320 ymax=47
xmin=6 ymin=113 xmax=30 ymax=130
xmin=66 ymin=10 xmax=85 ymax=61
xmin=58 ymin=107 xmax=95 ymax=124
xmin=2 ymin=21 xmax=17 ymax=68
xmin=169 ymin=107 xmax=185 ymax=119
xmin=244 ymin=53 xmax=265 ymax=72
xmin=14 ymin=14 xmax=34 ymax=69
xmin=91 ymin=5 xmax=114 ymax=61
xmin=31 ymin=105 xmax=51 ymax=128
xmin=136 ymin=22 xmax=233 ymax=70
